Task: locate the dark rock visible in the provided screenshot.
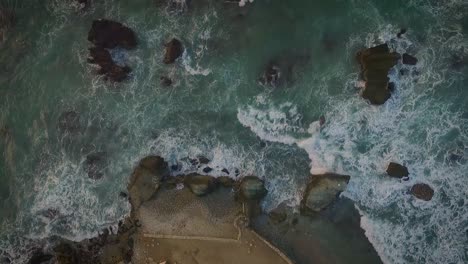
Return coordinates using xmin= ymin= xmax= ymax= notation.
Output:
xmin=128 ymin=156 xmax=168 ymax=209
xmin=163 ymin=38 xmax=184 ymax=64
xmin=119 ymin=192 xmax=128 ymax=198
xmin=386 ymin=162 xmax=409 ymax=178
xmin=88 ymin=19 xmax=137 ymax=50
xmin=88 ymin=47 xmax=131 ymax=82
xmin=234 ymin=169 xmax=240 ymax=177
xmin=356 ymin=44 xmax=400 ymax=105
xmin=259 ymin=63 xmax=281 ymax=87
xmin=402 ymin=53 xmax=418 ymax=65
xmin=28 ymin=251 xmax=53 ymax=264
xmin=450 ymin=54 xmax=468 ymax=70
xmin=184 ymin=174 xmax=216 ymax=196
xmin=75 ymin=0 xmax=89 ymax=10
xmin=197 ymin=155 xmax=210 ymax=164
xmin=301 ymin=173 xmax=350 ymax=213
xmin=319 ymin=116 xmax=326 ymax=126
xmin=217 ymin=176 xmax=234 ymax=188
xmin=388 ymin=82 xmax=395 ymax=92
xmin=58 ymin=111 xmax=80 ymax=133
xmin=160 ymin=76 xmax=172 ymax=87
xmin=239 ymin=176 xmax=267 ymax=201
xmin=221 ymin=168 xmax=230 ymax=175
xmin=397 ymin=28 xmax=407 ymax=38
xmin=170 ymin=163 xmax=181 ymax=171
xmin=202 ymin=166 xmax=213 ymax=173
xmin=410 ymin=183 xmax=434 ymax=201
xmin=268 ymin=211 xmax=287 ymax=225
xmin=0 ymin=7 xmax=15 ymax=44
xmin=84 ymin=152 xmax=106 ymax=180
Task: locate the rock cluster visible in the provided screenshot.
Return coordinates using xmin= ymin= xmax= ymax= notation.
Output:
xmin=87 ymin=19 xmax=137 ymax=82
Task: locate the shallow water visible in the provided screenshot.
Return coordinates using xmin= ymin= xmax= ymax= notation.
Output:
xmin=0 ymin=0 xmax=467 ymax=263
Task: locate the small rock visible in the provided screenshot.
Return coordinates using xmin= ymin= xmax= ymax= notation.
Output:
xmin=397 ymin=28 xmax=407 ymax=38
xmin=410 ymin=183 xmax=434 ymax=201
xmin=234 ymin=169 xmax=240 ymax=177
xmin=319 ymin=116 xmax=326 ymax=126
xmin=202 ymin=166 xmax=213 ymax=173
xmin=259 ymin=63 xmax=281 ymax=87
xmin=197 ymin=155 xmax=210 ymax=164
xmin=221 ymin=168 xmax=230 ymax=175
xmin=119 ymin=192 xmax=128 ymax=198
xmin=163 ymin=38 xmax=184 ymax=64
xmin=386 ymin=162 xmax=409 ymax=178
xmin=160 ymin=76 xmax=172 ymax=87
xmin=84 ymin=152 xmax=107 ymax=180
xmin=239 ymin=176 xmax=267 ymax=201
xmin=184 ymin=174 xmax=216 ymax=196
xmin=402 ymin=53 xmax=418 ymax=65
xmin=268 ymin=211 xmax=287 ymax=224
xmin=301 ymin=174 xmax=350 ymax=213
xmin=88 ymin=19 xmax=137 ymax=49
xmin=88 ymin=46 xmax=131 ymax=82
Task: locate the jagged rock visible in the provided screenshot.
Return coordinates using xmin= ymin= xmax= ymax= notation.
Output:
xmin=128 ymin=156 xmax=168 ymax=209
xmin=88 ymin=46 xmax=131 ymax=82
xmin=184 ymin=174 xmax=216 ymax=196
xmin=217 ymin=176 xmax=234 ymax=187
xmin=301 ymin=174 xmax=350 ymax=213
xmin=402 ymin=53 xmax=418 ymax=65
xmin=386 ymin=162 xmax=409 ymax=179
xmin=238 ymin=176 xmax=267 ymax=201
xmin=221 ymin=168 xmax=230 ymax=175
xmin=163 ymin=38 xmax=184 ymax=64
xmin=88 ymin=19 xmax=137 ymax=50
xmin=410 ymin=183 xmax=434 ymax=201
xmin=58 ymin=111 xmax=80 ymax=133
xmin=202 ymin=166 xmax=213 ymax=173
xmin=84 ymin=152 xmax=106 ymax=180
xmin=197 ymin=155 xmax=210 ymax=164
xmin=357 ymin=44 xmax=400 ymax=105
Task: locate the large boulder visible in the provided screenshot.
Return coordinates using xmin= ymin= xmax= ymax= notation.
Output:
xmin=301 ymin=173 xmax=350 ymax=214
xmin=88 ymin=19 xmax=137 ymax=49
xmin=402 ymin=53 xmax=418 ymax=65
xmin=357 ymin=44 xmax=400 ymax=105
xmin=184 ymin=174 xmax=216 ymax=196
xmin=128 ymin=156 xmax=168 ymax=209
xmin=386 ymin=162 xmax=409 ymax=179
xmin=410 ymin=183 xmax=434 ymax=201
xmin=238 ymin=176 xmax=267 ymax=201
xmin=88 ymin=47 xmax=131 ymax=82
xmin=163 ymin=38 xmax=184 ymax=64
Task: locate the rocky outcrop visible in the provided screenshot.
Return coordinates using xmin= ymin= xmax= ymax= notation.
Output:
xmin=386 ymin=162 xmax=409 ymax=179
xmin=87 ymin=19 xmax=136 ymax=82
xmin=84 ymin=152 xmax=107 ymax=180
xmin=402 ymin=53 xmax=418 ymax=65
xmin=184 ymin=174 xmax=216 ymax=196
xmin=88 ymin=46 xmax=132 ymax=82
xmin=160 ymin=76 xmax=172 ymax=87
xmin=357 ymin=44 xmax=400 ymax=105
xmin=163 ymin=38 xmax=184 ymax=64
xmin=128 ymin=156 xmax=168 ymax=209
xmin=301 ymin=173 xmax=350 ymax=214
xmin=88 ymin=19 xmax=137 ymax=50
xmin=410 ymin=183 xmax=434 ymax=201
xmin=258 ymin=53 xmax=310 ymax=88
xmin=238 ymin=176 xmax=267 ymax=201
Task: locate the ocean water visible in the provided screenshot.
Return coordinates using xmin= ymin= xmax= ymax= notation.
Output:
xmin=0 ymin=0 xmax=467 ymax=263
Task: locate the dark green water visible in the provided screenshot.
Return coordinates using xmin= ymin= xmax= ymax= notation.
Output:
xmin=0 ymin=0 xmax=467 ymax=263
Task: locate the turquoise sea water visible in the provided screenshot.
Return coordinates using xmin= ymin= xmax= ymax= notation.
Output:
xmin=0 ymin=0 xmax=467 ymax=263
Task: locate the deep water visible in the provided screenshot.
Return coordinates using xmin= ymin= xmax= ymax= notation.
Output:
xmin=0 ymin=0 xmax=467 ymax=263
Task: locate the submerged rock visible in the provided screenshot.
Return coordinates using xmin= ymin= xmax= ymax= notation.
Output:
xmin=397 ymin=28 xmax=407 ymax=38
xmin=402 ymin=53 xmax=418 ymax=65
xmin=410 ymin=183 xmax=434 ymax=201
xmin=258 ymin=52 xmax=310 ymax=88
xmin=239 ymin=176 xmax=267 ymax=201
xmin=386 ymin=162 xmax=409 ymax=179
xmin=88 ymin=46 xmax=132 ymax=82
xmin=128 ymin=156 xmax=168 ymax=209
xmin=356 ymin=44 xmax=400 ymax=105
xmin=184 ymin=174 xmax=217 ymax=196
xmin=84 ymin=152 xmax=107 ymax=180
xmin=301 ymin=173 xmax=350 ymax=213
xmin=259 ymin=63 xmax=281 ymax=87
xmin=160 ymin=76 xmax=172 ymax=87
xmin=0 ymin=7 xmax=15 ymax=44
xmin=58 ymin=111 xmax=81 ymax=133
xmin=28 ymin=251 xmax=53 ymax=264
xmin=88 ymin=19 xmax=137 ymax=50
xmin=163 ymin=38 xmax=184 ymax=64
